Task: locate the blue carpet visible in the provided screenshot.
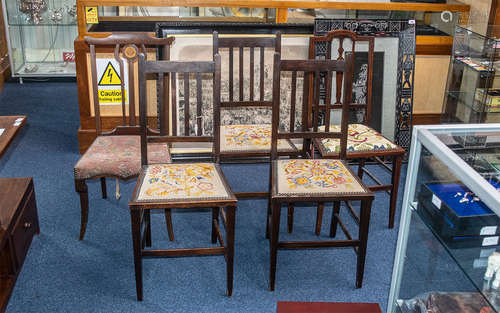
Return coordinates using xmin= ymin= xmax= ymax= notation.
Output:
xmin=0 ymin=80 xmax=405 ymax=313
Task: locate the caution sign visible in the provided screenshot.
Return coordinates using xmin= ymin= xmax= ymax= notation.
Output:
xmin=85 ymin=6 xmax=98 ymax=24
xmin=98 ymin=62 xmax=121 ymax=86
xmin=95 ymin=58 xmax=129 ymax=106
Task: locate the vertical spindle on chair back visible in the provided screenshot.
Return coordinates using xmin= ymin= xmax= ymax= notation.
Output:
xmin=271 ymin=53 xmax=354 ymax=161
xmin=308 ymin=30 xmax=374 ymax=126
xmin=85 ymin=33 xmax=175 ymax=136
xmin=138 ymin=54 xmax=221 ymax=166
xmin=213 ymin=31 xmax=281 ymax=107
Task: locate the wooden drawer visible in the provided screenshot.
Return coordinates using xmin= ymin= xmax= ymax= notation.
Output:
xmin=10 ymin=187 xmax=38 ymax=269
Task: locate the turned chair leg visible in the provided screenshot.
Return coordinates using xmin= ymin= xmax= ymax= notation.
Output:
xmin=269 ymin=199 xmax=281 ymax=291
xmin=100 ymin=177 xmax=107 ymax=199
xmin=164 ymin=209 xmax=174 ymax=241
xmin=356 ymin=198 xmax=372 ymax=289
xmin=388 ymin=155 xmax=403 ymax=229
xmin=75 ymin=179 xmax=89 ymax=241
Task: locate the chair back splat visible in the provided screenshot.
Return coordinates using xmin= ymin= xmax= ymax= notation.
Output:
xmin=138 ymin=53 xmax=221 ymax=166
xmin=85 ymin=33 xmax=175 ymax=136
xmin=271 ymin=52 xmax=354 ymax=162
xmin=308 ymin=30 xmax=374 ymax=126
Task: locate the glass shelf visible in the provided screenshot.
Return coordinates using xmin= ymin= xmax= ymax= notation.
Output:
xmin=2 ymin=0 xmax=77 ymax=77
xmin=444 ymin=26 xmax=500 ymax=124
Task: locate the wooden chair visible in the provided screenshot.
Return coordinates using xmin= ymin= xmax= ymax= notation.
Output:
xmin=307 ymin=30 xmax=405 ymax=231
xmin=129 ymin=53 xmax=237 ymax=301
xmin=268 ymin=52 xmax=374 ymax=290
xmin=212 ymin=31 xmax=299 ymax=162
xmin=74 ymin=33 xmax=175 ymax=241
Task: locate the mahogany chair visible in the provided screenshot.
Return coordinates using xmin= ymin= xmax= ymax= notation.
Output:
xmin=307 ymin=30 xmax=405 ymax=231
xmin=74 ymin=33 xmax=175 ymax=241
xmin=129 ymin=53 xmax=237 ymax=300
xmin=212 ymin=31 xmax=299 ymax=163
xmin=268 ymin=52 xmax=374 ymax=290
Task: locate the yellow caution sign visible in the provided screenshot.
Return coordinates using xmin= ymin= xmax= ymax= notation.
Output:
xmin=85 ymin=6 xmax=98 ymax=24
xmin=98 ymin=89 xmax=127 ymax=104
xmin=98 ymin=62 xmax=121 ymax=86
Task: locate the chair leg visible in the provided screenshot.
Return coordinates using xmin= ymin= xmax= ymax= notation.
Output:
xmin=329 ymin=201 xmax=341 ymax=238
xmin=225 ymin=206 xmax=236 ymax=297
xmin=212 ymin=207 xmax=220 ymax=244
xmin=130 ymin=210 xmax=143 ymax=301
xmin=389 ymin=155 xmax=403 ymax=229
xmin=75 ymin=179 xmax=89 ymax=241
xmin=100 ymin=177 xmax=107 ymax=199
xmin=287 ymin=203 xmax=294 ymax=234
xmin=315 ymin=202 xmax=324 ymax=236
xmin=356 ymin=198 xmax=372 ymax=289
xmin=164 ymin=209 xmax=175 ymax=242
xmin=266 ymin=191 xmax=272 ymax=239
xmin=144 ymin=210 xmax=152 ymax=247
xmin=357 ymin=158 xmax=366 ymax=179
xmin=269 ymin=199 xmax=281 ymax=291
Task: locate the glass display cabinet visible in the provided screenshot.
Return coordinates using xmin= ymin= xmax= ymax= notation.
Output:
xmin=1 ymin=0 xmax=78 ymax=78
xmin=388 ymin=124 xmax=500 ymax=313
xmin=443 ymin=25 xmax=500 ymax=124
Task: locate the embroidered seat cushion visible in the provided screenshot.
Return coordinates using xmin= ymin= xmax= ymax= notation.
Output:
xmin=317 ymin=124 xmax=399 ymax=155
xmin=274 ymin=159 xmax=367 ymax=196
xmin=74 ymin=135 xmax=171 ymax=180
xmin=135 ymin=163 xmax=231 ymax=201
xmin=220 ymin=124 xmax=296 ymax=153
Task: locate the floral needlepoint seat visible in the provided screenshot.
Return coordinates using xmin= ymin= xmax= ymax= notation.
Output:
xmin=220 ymin=124 xmax=297 ymax=153
xmin=315 ymin=124 xmax=400 ymax=155
xmin=135 ymin=163 xmax=232 ymax=202
xmin=274 ymin=159 xmax=367 ymax=197
xmin=74 ymin=135 xmax=171 ymax=180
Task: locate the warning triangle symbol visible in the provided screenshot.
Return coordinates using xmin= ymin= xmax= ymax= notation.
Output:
xmin=98 ymin=62 xmax=122 ymax=86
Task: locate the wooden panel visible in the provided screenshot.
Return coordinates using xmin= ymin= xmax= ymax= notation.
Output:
xmin=416 ymin=36 xmax=453 ymax=55
xmin=277 ymin=302 xmax=382 ymax=313
xmin=413 ymin=55 xmax=450 ymax=115
xmin=412 ymin=113 xmax=442 ymax=125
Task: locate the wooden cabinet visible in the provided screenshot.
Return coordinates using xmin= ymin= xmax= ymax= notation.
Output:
xmin=0 ymin=178 xmax=39 ymax=313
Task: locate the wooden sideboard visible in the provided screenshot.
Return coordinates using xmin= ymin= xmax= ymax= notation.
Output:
xmin=0 ymin=178 xmax=39 ymax=313
xmin=0 ymin=116 xmax=26 ymax=159
xmin=0 ymin=3 xmax=10 ymax=92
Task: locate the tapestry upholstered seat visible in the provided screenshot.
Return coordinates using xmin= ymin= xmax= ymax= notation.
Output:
xmin=134 ymin=163 xmax=232 ymax=202
xmin=74 ymin=135 xmax=171 ymax=180
xmin=273 ymin=159 xmax=366 ymax=197
xmin=315 ymin=124 xmax=399 ymax=155
xmin=220 ymin=124 xmax=297 ymax=153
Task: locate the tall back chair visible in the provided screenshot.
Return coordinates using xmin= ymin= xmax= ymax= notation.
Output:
xmin=74 ymin=33 xmax=175 ymax=241
xmin=128 ymin=54 xmax=237 ymax=301
xmin=308 ymin=30 xmax=374 ymax=126
xmin=212 ymin=32 xmax=298 ymax=160
xmin=267 ymin=52 xmax=374 ymax=291
xmin=308 ymin=30 xmax=405 ymax=231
